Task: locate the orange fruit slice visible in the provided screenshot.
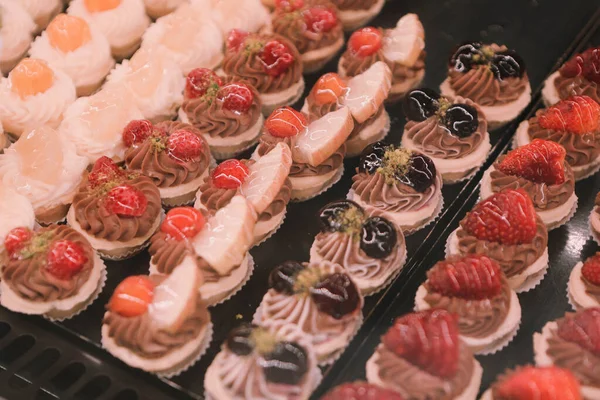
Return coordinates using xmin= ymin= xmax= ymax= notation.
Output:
xmin=84 ymin=0 xmax=122 ymax=12
xmin=10 ymin=59 xmax=54 ymax=99
xmin=47 ymin=14 xmax=92 ymax=52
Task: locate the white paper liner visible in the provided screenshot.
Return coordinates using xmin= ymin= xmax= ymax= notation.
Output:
xmin=546 ymin=195 xmax=578 ymax=231
xmin=207 ymin=253 xmax=255 ymax=307
xmin=291 ymin=165 xmax=345 ymax=202
xmin=402 ymin=194 xmax=445 ymax=236
xmin=210 ymin=136 xmax=260 ymax=161
xmin=589 ymin=211 xmax=600 ymax=246
xmin=574 ymin=159 xmax=600 ymax=181
xmin=443 ymin=164 xmax=481 ymax=185
xmin=319 ymin=312 xmax=364 ymax=366
xmin=253 ymin=210 xmax=287 ymax=247
xmin=477 ymin=318 xmax=521 ymax=356
xmin=157 ymin=322 xmax=214 ymax=378
xmin=361 ymin=243 xmax=408 ymax=297
xmin=567 ymin=287 xmax=579 ymax=311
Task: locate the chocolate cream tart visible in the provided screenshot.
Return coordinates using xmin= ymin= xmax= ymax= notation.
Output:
xmin=568 ymin=252 xmax=600 ymax=310
xmin=331 ymin=0 xmax=385 ymax=31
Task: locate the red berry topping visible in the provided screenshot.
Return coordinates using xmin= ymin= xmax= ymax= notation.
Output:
xmin=211 ymin=159 xmax=250 ymax=189
xmin=497 ymin=139 xmax=566 ymax=185
xmin=382 ymin=309 xmax=460 ymax=378
xmin=427 ymin=255 xmax=503 ymax=300
xmin=226 ymin=29 xmax=250 ymax=51
xmin=4 ymin=227 xmax=33 ymax=257
xmin=538 ymin=95 xmax=600 ymax=134
xmin=103 ymin=184 xmax=148 ymax=217
xmin=557 ymin=307 xmax=600 ymax=356
xmin=582 ymin=253 xmax=600 ymax=286
xmin=559 ymin=47 xmax=600 ymax=84
xmin=109 ymin=276 xmax=155 ymax=318
xmin=122 ymin=119 xmax=153 ymax=147
xmin=348 ymin=27 xmax=383 ymax=57
xmin=185 ymin=68 xmax=222 ymax=99
xmin=462 ymin=189 xmax=537 ymax=245
xmin=161 ymin=207 xmax=206 ymax=241
xmin=322 ymin=382 xmax=404 ymax=400
xmin=275 ymin=0 xmax=303 ymax=11
xmin=494 ymin=366 xmax=582 ymax=400
xmin=217 ymin=83 xmax=254 ymax=114
xmin=265 ymin=106 xmax=307 ymax=138
xmin=259 ymin=40 xmax=295 ymax=77
xmin=46 ymin=240 xmax=88 ymax=280
xmin=303 ymin=6 xmax=338 ymax=33
xmin=167 ymin=129 xmax=204 ymax=163
xmin=88 ymin=156 xmax=123 ymax=187
xmin=313 ymin=72 xmax=347 ymax=105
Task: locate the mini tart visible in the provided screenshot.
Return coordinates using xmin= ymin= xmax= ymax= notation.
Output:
xmin=568 ymin=255 xmax=600 ymax=310
xmin=481 ymin=156 xmax=577 ymax=230
xmin=253 ymin=260 xmax=364 ymax=365
xmin=143 ymin=0 xmax=186 ymax=19
xmin=124 ymin=121 xmax=212 ymax=207
xmin=18 ymin=0 xmax=62 ymax=33
xmin=0 ymin=186 xmax=36 ymax=256
xmin=140 ymin=4 xmax=223 ymax=75
xmin=402 ymin=96 xmax=491 ymax=183
xmin=68 ymin=0 xmax=151 ymax=59
xmin=331 ymin=0 xmax=384 ymax=31
xmin=0 ymin=58 xmax=76 ymax=139
xmin=0 ymin=0 xmax=35 ymax=75
xmin=29 ymin=14 xmax=115 ymax=97
xmin=533 ymin=310 xmax=600 ymax=399
xmin=440 ymin=43 xmax=531 ymax=129
xmin=0 ymin=126 xmax=88 ymax=225
xmin=204 ymin=321 xmax=322 ymax=400
xmin=221 ymin=33 xmax=305 ymax=115
xmin=67 ymin=171 xmax=162 ymax=259
xmin=105 ymin=49 xmax=185 ymax=123
xmin=209 ymin=0 xmax=270 ymax=35
xmin=0 ymin=224 xmax=106 ymax=320
xmin=270 ymin=3 xmax=345 ymax=73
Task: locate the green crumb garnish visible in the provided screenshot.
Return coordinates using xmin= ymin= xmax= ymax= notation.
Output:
xmin=293 ymin=266 xmax=322 ymax=295
xmin=339 ymin=207 xmax=365 ymax=240
xmin=481 ymin=45 xmax=495 ymax=59
xmin=251 ymin=327 xmax=277 ymax=355
xmin=436 ymin=97 xmax=452 ymax=119
xmin=244 ymin=40 xmax=264 ymax=57
xmin=377 ymin=147 xmax=413 ymax=185
xmin=202 ymin=83 xmax=220 ymax=105
xmin=150 ymin=137 xmax=166 ymax=153
xmin=19 ymin=232 xmax=53 ymax=259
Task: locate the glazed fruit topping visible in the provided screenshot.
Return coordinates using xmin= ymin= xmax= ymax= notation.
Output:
xmin=109 ymin=276 xmax=155 ymax=318
xmin=46 ymin=240 xmax=88 ymax=280
xmin=494 ymin=366 xmax=582 ymax=400
xmin=442 ymin=103 xmax=479 ymax=137
xmin=427 ymin=255 xmax=503 ymax=300
xmin=217 ymin=83 xmax=254 ymax=114
xmin=4 ymin=227 xmax=33 ymax=257
xmin=47 ymin=14 xmax=92 ymax=53
xmin=560 ymin=47 xmax=600 ymax=84
xmin=582 ymin=253 xmax=600 ymax=286
xmin=211 ymin=159 xmax=250 ymax=189
xmin=122 ymin=119 xmax=154 ymax=147
xmin=449 ymin=42 xmax=525 ymax=80
xmin=358 ymin=141 xmax=387 ymax=174
xmin=226 ymin=323 xmax=256 ymax=356
xmin=310 ymin=272 xmax=360 ymax=319
xmin=259 ymin=40 xmax=295 ymax=77
xmin=322 ymin=382 xmax=404 ymax=400
xmin=557 ymin=307 xmax=600 ymax=356
xmin=185 ymin=68 xmax=222 ymax=99
xmin=491 ymin=50 xmax=525 ymax=80
xmin=269 ymin=260 xmax=305 ymax=295
xmin=348 ymin=27 xmax=383 ymax=57
xmin=87 ymin=156 xmax=124 ymax=187
xmin=537 ymin=95 xmax=600 ymax=134
xmin=303 ymin=6 xmax=338 ymax=33
xmin=360 ymin=217 xmax=397 ymax=259
xmin=103 ymin=184 xmax=148 ymax=217
xmin=265 ymin=106 xmax=308 ymax=138
xmin=403 ymin=88 xmax=441 ymax=122
xmin=226 ymin=29 xmax=250 ymax=51
xmin=10 ymin=58 xmax=54 ymax=100
xmin=161 ymin=207 xmax=206 ymax=241
xmin=463 ymin=189 xmax=537 ymax=245
xmin=382 ymin=309 xmax=460 ymax=378
xmin=261 ymin=341 xmax=309 ymax=385
xmin=497 ymin=139 xmax=566 ymax=185
xmin=84 ymin=0 xmax=121 ymax=12
xmin=313 ymin=72 xmax=348 ymax=105
xmin=318 ymin=200 xmax=364 ymax=234
xmin=167 ymin=129 xmax=204 ymax=163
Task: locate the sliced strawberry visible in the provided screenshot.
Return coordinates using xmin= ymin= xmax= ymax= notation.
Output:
xmin=167 ymin=129 xmax=204 ymax=163
xmin=161 ymin=207 xmax=206 ymax=241
xmin=226 ymin=29 xmax=250 ymax=51
xmin=312 ymin=72 xmax=347 ymax=105
xmin=4 ymin=227 xmax=33 ymax=257
xmin=560 ymin=47 xmax=600 ymax=84
xmin=557 ymin=307 xmax=600 ymax=356
xmin=537 ymin=95 xmax=600 ymax=134
xmin=103 ymin=184 xmax=148 ymax=217
xmin=322 ymin=382 xmax=404 ymax=400
xmin=109 ymin=276 xmax=155 ymax=318
xmin=348 ymin=27 xmax=383 ymax=57
xmin=582 ymin=253 xmax=600 ymax=286
xmin=185 ymin=68 xmax=222 ymax=99
xmin=497 ymin=139 xmax=566 ymax=185
xmin=217 ymin=83 xmax=254 ymax=114
xmin=212 ymin=159 xmax=250 ymax=189
xmin=88 ymin=156 xmax=123 ymax=187
xmin=494 ymin=366 xmax=581 ymax=400
xmin=275 ymin=0 xmax=303 ymax=12
xmin=265 ymin=106 xmax=308 ymax=138
xmin=122 ymin=119 xmax=154 ymax=148
xmin=259 ymin=40 xmax=295 ymax=77
xmin=45 ymin=240 xmax=88 ymax=280
xmin=462 ymin=189 xmax=537 ymax=245
xmin=303 ymin=6 xmax=338 ymax=33
xmin=382 ymin=309 xmax=460 ymax=378
xmin=427 ymin=255 xmax=503 ymax=300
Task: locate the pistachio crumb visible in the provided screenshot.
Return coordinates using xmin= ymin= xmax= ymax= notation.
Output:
xmin=251 ymin=327 xmax=277 ymax=355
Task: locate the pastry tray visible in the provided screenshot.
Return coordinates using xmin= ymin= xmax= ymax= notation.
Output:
xmin=1 ymin=1 xmax=599 ymax=399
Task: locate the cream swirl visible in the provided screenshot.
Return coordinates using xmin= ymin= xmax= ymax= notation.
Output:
xmin=333 ymin=0 xmax=378 ymax=10
xmin=0 ymin=0 xmax=35 ymax=68
xmin=448 ymin=66 xmax=528 ymax=106
xmin=17 ymin=0 xmax=61 ymax=29
xmin=208 ymin=0 xmax=270 ymax=35
xmin=0 ymin=186 xmax=35 ymax=253
xmin=144 ymin=0 xmax=186 ymax=17
xmin=554 ymin=74 xmax=600 ymax=104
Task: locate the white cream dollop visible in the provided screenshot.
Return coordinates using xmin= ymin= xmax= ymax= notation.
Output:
xmin=206 ymin=0 xmax=270 ymax=35
xmin=0 ymin=186 xmax=36 ymax=253
xmin=0 ymin=0 xmax=36 ymax=73
xmin=143 ymin=0 xmax=187 ymax=18
xmin=17 ymin=0 xmax=62 ymax=32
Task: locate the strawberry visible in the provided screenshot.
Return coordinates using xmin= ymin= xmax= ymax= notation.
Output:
xmin=382 ymin=309 xmax=460 ymax=378
xmin=497 ymin=139 xmax=566 ymax=185
xmin=122 ymin=119 xmax=154 ymax=147
xmin=275 ymin=0 xmax=303 ymax=12
xmin=161 ymin=207 xmax=206 ymax=241
xmin=582 ymin=253 xmax=600 ymax=286
xmin=167 ymin=129 xmax=204 ymax=163
xmin=462 ymin=189 xmax=537 ymax=245
xmin=103 ymin=184 xmax=148 ymax=217
xmin=45 ymin=240 xmax=88 ymax=280
xmin=427 ymin=255 xmax=503 ymax=300
xmin=560 ymin=47 xmax=600 ymax=84
xmin=211 ymin=159 xmax=250 ymax=189
xmin=4 ymin=227 xmax=33 ymax=257
xmin=265 ymin=106 xmax=308 ymax=138
xmin=313 ymin=72 xmax=347 ymax=105
xmin=322 ymin=382 xmax=404 ymax=400
xmin=87 ymin=156 xmax=123 ymax=187
xmin=217 ymin=83 xmax=254 ymax=114
xmin=537 ymin=95 xmax=600 ymax=134
xmin=226 ymin=29 xmax=250 ymax=51
xmin=259 ymin=40 xmax=295 ymax=77
xmin=348 ymin=27 xmax=383 ymax=57
xmin=185 ymin=68 xmax=222 ymax=99
xmin=494 ymin=366 xmax=581 ymax=400
xmin=303 ymin=6 xmax=338 ymax=33
xmin=109 ymin=276 xmax=155 ymax=318
xmin=557 ymin=307 xmax=600 ymax=356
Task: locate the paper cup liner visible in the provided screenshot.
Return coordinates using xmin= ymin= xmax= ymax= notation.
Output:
xmin=210 ymin=137 xmax=260 ymax=161
xmin=318 ymin=312 xmax=364 ymax=366
xmin=476 ymin=318 xmax=521 ymax=356
xmin=511 ymin=134 xmax=520 ymax=150
xmin=157 ymin=322 xmax=214 ymax=378
xmin=207 ymin=254 xmax=255 ymax=307
xmin=567 ymin=288 xmax=579 ymax=311
xmin=291 ymin=165 xmax=345 ymax=202
xmin=574 ymin=159 xmax=600 ymax=181
xmin=443 ymin=164 xmax=481 ymax=185
xmin=402 ymin=194 xmax=444 ymax=236
xmin=515 ymin=261 xmax=549 ymax=293
xmin=444 ymin=229 xmax=457 ymax=258
xmin=345 ymin=112 xmax=391 ymax=158
xmin=589 ymin=212 xmax=600 ymax=246
xmin=546 ymin=196 xmax=578 ymax=231
xmin=253 ymin=210 xmax=287 ymax=247
xmin=361 ymin=244 xmax=408 ymax=297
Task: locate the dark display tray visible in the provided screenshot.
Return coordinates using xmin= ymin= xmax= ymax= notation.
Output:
xmin=1 ymin=1 xmax=599 ymax=399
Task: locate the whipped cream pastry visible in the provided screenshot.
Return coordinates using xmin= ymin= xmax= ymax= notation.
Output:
xmin=568 ymin=253 xmax=600 ymax=310
xmin=206 ymin=0 xmax=270 ymax=35
xmin=0 ymin=0 xmax=35 ymax=74
xmin=0 ymin=186 xmax=35 ymax=255
xmin=143 ymin=0 xmax=186 ymax=19
xmin=17 ymin=0 xmax=62 ymax=32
